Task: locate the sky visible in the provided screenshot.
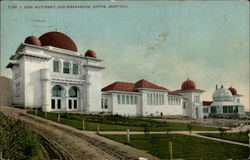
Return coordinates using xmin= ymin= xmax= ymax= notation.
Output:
xmin=1 ymin=1 xmax=249 ymax=111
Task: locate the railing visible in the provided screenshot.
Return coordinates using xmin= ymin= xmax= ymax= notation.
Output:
xmin=50 ymin=72 xmax=86 ymax=81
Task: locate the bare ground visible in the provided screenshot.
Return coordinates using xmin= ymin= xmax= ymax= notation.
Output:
xmin=0 ymin=106 xmax=159 ymax=160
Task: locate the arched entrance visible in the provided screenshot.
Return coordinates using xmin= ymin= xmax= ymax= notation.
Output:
xmin=68 ymin=86 xmax=79 ymax=110
xmin=51 ymin=85 xmax=63 ymax=110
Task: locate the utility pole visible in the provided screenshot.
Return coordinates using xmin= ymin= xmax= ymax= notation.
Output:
xmin=127 ymin=128 xmax=130 ymax=144
xmin=96 ymin=124 xmax=100 ymax=134
xmin=82 ymin=118 xmax=85 ymax=130
xmin=58 ymin=114 xmax=60 ymax=122
xmin=169 ymin=141 xmax=173 ymax=160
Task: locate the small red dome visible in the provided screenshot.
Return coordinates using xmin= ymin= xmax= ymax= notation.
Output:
xmin=181 ymin=78 xmax=196 ymax=90
xmin=24 ymin=36 xmax=41 ymax=46
xmin=85 ymin=50 xmax=97 ymax=58
xmin=228 ymin=87 xmax=237 ymax=95
xmin=39 ymin=31 xmax=77 ymax=52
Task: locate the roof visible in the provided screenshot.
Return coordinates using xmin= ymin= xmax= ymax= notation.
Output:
xmin=102 ymin=79 xmax=168 ymax=93
xmin=174 ymin=88 xmax=205 ymax=93
xmin=168 ymin=91 xmax=182 ymax=96
xmin=39 ymin=31 xmax=77 ymax=52
xmin=203 ymin=101 xmax=213 ymax=106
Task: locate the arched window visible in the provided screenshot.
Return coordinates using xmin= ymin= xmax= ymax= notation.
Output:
xmin=52 ymin=85 xmax=62 ymax=97
xmin=69 ymin=87 xmax=78 ymax=97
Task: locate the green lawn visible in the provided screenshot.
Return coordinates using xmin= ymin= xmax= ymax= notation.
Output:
xmin=101 ymin=134 xmax=249 ymax=160
xmin=28 ymin=111 xmax=218 ymax=131
xmin=200 ymin=132 xmax=249 ymax=144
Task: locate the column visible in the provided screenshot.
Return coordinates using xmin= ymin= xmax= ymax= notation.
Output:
xmin=40 ymin=69 xmax=51 ymax=112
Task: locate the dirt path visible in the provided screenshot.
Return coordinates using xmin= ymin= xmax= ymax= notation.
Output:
xmin=0 ymin=106 xmax=159 ymax=160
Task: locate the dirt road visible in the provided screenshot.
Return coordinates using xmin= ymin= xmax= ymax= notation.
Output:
xmin=0 ymin=106 xmax=158 ymax=160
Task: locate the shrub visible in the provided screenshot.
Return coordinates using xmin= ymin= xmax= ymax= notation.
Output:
xmin=0 ymin=113 xmax=40 ymax=160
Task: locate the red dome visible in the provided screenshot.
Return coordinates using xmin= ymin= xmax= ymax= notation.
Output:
xmin=181 ymin=78 xmax=196 ymax=90
xmin=85 ymin=50 xmax=97 ymax=58
xmin=228 ymin=87 xmax=237 ymax=95
xmin=24 ymin=36 xmax=41 ymax=46
xmin=39 ymin=32 xmax=77 ymax=52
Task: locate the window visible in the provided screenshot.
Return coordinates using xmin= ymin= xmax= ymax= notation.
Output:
xmin=211 ymin=106 xmax=216 ymax=113
xmin=69 ymin=87 xmax=78 ymax=97
xmin=147 ymin=94 xmax=150 ymax=105
xmin=153 ymin=94 xmax=156 ymax=105
xmin=130 ymin=96 xmax=134 ymax=105
xmin=52 ymin=85 xmax=62 ymax=97
xmin=63 ymin=62 xmax=70 ymax=74
xmin=122 ymin=95 xmax=125 ymax=104
xmin=126 ymin=95 xmax=129 ymax=104
xmin=183 ymin=102 xmax=186 ymax=108
xmin=51 ymin=99 xmax=55 ymax=109
xmin=150 ymin=94 xmax=152 ymax=105
xmin=234 ymin=106 xmax=238 ymax=113
xmin=74 ymin=100 xmax=77 ymax=109
xmin=73 ymin=63 xmax=79 ymax=75
xmin=162 ymin=95 xmax=164 ymax=105
xmin=159 ymin=95 xmax=162 ymax=105
xmin=156 ymin=94 xmax=158 ymax=105
xmin=237 ymin=99 xmax=240 ymax=103
xmin=105 ymin=99 xmax=108 ymax=109
xmin=134 ymin=96 xmax=137 ymax=104
xmin=117 ymin=95 xmax=121 ymax=104
xmin=101 ymin=98 xmax=104 ymax=108
xmin=53 ymin=60 xmax=60 ymax=72
xmin=68 ymin=99 xmax=72 ymax=109
xmin=57 ymin=99 xmax=61 ymax=109
xmin=223 ymin=106 xmax=228 ymax=113
xmin=228 ymin=106 xmax=234 ymax=113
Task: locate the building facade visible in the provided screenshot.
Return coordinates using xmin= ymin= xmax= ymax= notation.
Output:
xmin=6 ymin=31 xmax=244 ymax=119
xmin=202 ymin=86 xmax=245 ymax=118
xmin=101 ymin=79 xmax=205 ymax=119
xmin=6 ymin=31 xmax=104 ymax=113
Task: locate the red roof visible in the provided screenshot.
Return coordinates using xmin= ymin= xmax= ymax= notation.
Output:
xmin=203 ymin=101 xmax=213 ymax=106
xmin=181 ymin=78 xmax=196 ymax=90
xmin=134 ymin=79 xmax=168 ymax=90
xmin=102 ymin=79 xmax=168 ymax=92
xmin=168 ymin=91 xmax=182 ymax=96
xmin=39 ymin=31 xmax=77 ymax=52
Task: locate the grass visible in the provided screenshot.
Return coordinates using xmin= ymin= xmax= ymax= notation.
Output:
xmin=101 ymin=134 xmax=249 ymax=160
xmin=200 ymin=132 xmax=249 ymax=144
xmin=28 ymin=111 xmax=218 ymax=131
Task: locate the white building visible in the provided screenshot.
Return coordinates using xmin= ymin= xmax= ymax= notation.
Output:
xmin=101 ymin=79 xmax=205 ymax=119
xmin=6 ymin=31 xmax=104 ymax=113
xmin=202 ymin=85 xmax=245 ymax=118
xmin=6 ymin=31 xmax=244 ymax=119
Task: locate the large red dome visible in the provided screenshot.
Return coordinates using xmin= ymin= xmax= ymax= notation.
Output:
xmin=228 ymin=87 xmax=237 ymax=95
xmin=24 ymin=36 xmax=41 ymax=46
xmin=181 ymin=78 xmax=196 ymax=90
xmin=39 ymin=32 xmax=77 ymax=52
